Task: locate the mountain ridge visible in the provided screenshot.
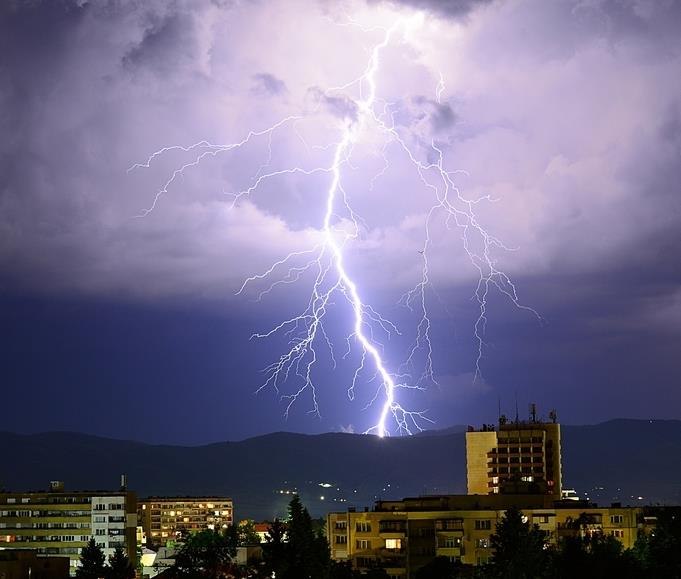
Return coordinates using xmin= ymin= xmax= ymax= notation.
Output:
xmin=2 ymin=419 xmax=680 ymax=520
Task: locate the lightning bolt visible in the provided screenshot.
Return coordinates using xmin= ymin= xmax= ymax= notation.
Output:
xmin=131 ymin=12 xmax=538 ymax=437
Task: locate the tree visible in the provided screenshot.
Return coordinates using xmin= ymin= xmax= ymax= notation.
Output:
xmin=76 ymin=538 xmax=107 ymax=579
xmin=107 ymin=547 xmax=135 ymax=579
xmin=414 ymin=556 xmax=471 ymax=579
xmin=262 ymin=496 xmax=331 ymax=579
xmin=488 ymin=506 xmax=549 ymax=579
xmin=237 ymin=519 xmax=261 ymax=546
xmin=329 ymin=560 xmax=358 ymax=579
xmin=262 ymin=518 xmax=288 ymax=578
xmin=286 ymin=495 xmax=330 ymax=579
xmin=173 ymin=528 xmax=238 ymax=579
xmin=633 ymin=507 xmax=681 ymax=578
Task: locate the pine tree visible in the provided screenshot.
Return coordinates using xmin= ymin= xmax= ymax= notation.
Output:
xmin=262 ymin=518 xmax=288 ymax=578
xmin=107 ymin=547 xmax=135 ymax=579
xmin=262 ymin=496 xmax=331 ymax=579
xmin=76 ymin=538 xmax=107 ymax=579
xmin=286 ymin=495 xmax=330 ymax=579
xmin=488 ymin=505 xmax=549 ymax=579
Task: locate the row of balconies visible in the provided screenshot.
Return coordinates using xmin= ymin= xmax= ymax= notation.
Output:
xmin=488 ymin=447 xmax=543 ymax=455
xmin=0 ymin=511 xmax=91 ymax=518
xmin=488 ymin=456 xmax=544 ymax=464
xmin=2 ymin=528 xmax=90 ymax=536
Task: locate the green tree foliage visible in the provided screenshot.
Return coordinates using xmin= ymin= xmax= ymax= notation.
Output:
xmin=173 ymin=528 xmax=238 ymax=579
xmin=551 ymin=533 xmax=642 ymax=579
xmin=488 ymin=506 xmax=549 ymax=579
xmin=262 ymin=496 xmax=331 ymax=579
xmin=633 ymin=507 xmax=681 ymax=578
xmin=262 ymin=517 xmax=288 ymax=578
xmin=415 ymin=556 xmax=472 ymax=579
xmin=236 ymin=519 xmax=261 ymax=546
xmin=107 ymin=547 xmax=136 ymax=579
xmin=77 ymin=538 xmax=107 ymax=579
xmin=329 ymin=560 xmax=357 ymax=579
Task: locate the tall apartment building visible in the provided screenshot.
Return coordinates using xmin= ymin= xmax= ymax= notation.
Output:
xmin=466 ymin=408 xmax=561 ymax=498
xmin=327 ymin=495 xmax=643 ymax=578
xmin=0 ymin=481 xmax=137 ymax=575
xmin=138 ymin=497 xmax=233 ymax=543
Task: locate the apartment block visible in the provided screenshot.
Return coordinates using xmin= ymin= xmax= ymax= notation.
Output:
xmin=138 ymin=497 xmax=233 ymax=543
xmin=0 ymin=481 xmax=136 ymax=575
xmin=327 ymin=495 xmax=643 ymax=578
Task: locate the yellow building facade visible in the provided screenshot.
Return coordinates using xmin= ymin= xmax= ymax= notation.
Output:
xmin=327 ymin=496 xmax=642 ymax=578
xmin=466 ymin=419 xmax=562 ymax=498
xmin=0 ymin=483 xmax=136 ymax=575
xmin=137 ymin=497 xmax=233 ymax=543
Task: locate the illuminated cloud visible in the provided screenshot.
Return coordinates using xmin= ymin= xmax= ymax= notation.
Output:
xmin=1 ymin=0 xmax=680 ymax=435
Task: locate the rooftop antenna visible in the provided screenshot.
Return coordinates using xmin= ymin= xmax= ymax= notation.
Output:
xmin=529 ymin=402 xmax=537 ymax=423
xmin=497 ymin=396 xmax=501 ymax=424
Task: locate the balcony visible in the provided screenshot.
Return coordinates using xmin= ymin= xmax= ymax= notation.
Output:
xmin=379 ymin=521 xmax=406 ymax=535
xmin=435 ymin=519 xmax=463 ymax=532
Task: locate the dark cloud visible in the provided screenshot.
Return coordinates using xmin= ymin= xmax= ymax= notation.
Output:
xmin=412 ymin=95 xmax=457 ymax=131
xmin=1 ymin=0 xmax=680 ymax=440
xmin=307 ymin=87 xmax=359 ymax=121
xmin=372 ymin=0 xmax=492 ymax=19
xmin=252 ymin=72 xmax=288 ymax=96
xmin=123 ymin=12 xmax=197 ymax=74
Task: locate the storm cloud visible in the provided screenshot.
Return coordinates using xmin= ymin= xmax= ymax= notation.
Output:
xmin=1 ymin=0 xmax=680 ymax=440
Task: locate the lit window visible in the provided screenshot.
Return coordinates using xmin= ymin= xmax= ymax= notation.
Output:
xmin=385 ymin=539 xmax=402 ymax=550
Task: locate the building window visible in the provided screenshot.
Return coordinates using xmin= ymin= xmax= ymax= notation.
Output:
xmin=441 ymin=536 xmax=461 ymax=548
xmin=356 ymin=522 xmax=371 ymax=533
xmin=610 ymin=515 xmax=623 ymax=524
xmin=335 ymin=535 xmax=347 ymax=544
xmin=474 ymin=520 xmax=491 ymax=530
xmin=335 ymin=521 xmax=347 ymax=530
xmin=612 ymin=529 xmax=624 ymax=538
xmin=356 ymin=539 xmax=371 ymax=550
xmin=476 ymin=538 xmax=490 ymax=548
xmin=385 ymin=538 xmax=402 ymax=550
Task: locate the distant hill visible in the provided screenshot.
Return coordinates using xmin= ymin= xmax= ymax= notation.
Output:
xmin=2 ymin=419 xmax=680 ymax=521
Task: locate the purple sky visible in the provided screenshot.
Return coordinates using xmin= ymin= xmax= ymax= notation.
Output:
xmin=2 ymin=0 xmax=680 ymax=444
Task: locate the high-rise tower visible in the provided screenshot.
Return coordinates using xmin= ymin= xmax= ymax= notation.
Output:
xmin=466 ymin=406 xmax=561 ymax=498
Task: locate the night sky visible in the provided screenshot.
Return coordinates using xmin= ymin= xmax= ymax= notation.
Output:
xmin=2 ymin=0 xmax=680 ymax=444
